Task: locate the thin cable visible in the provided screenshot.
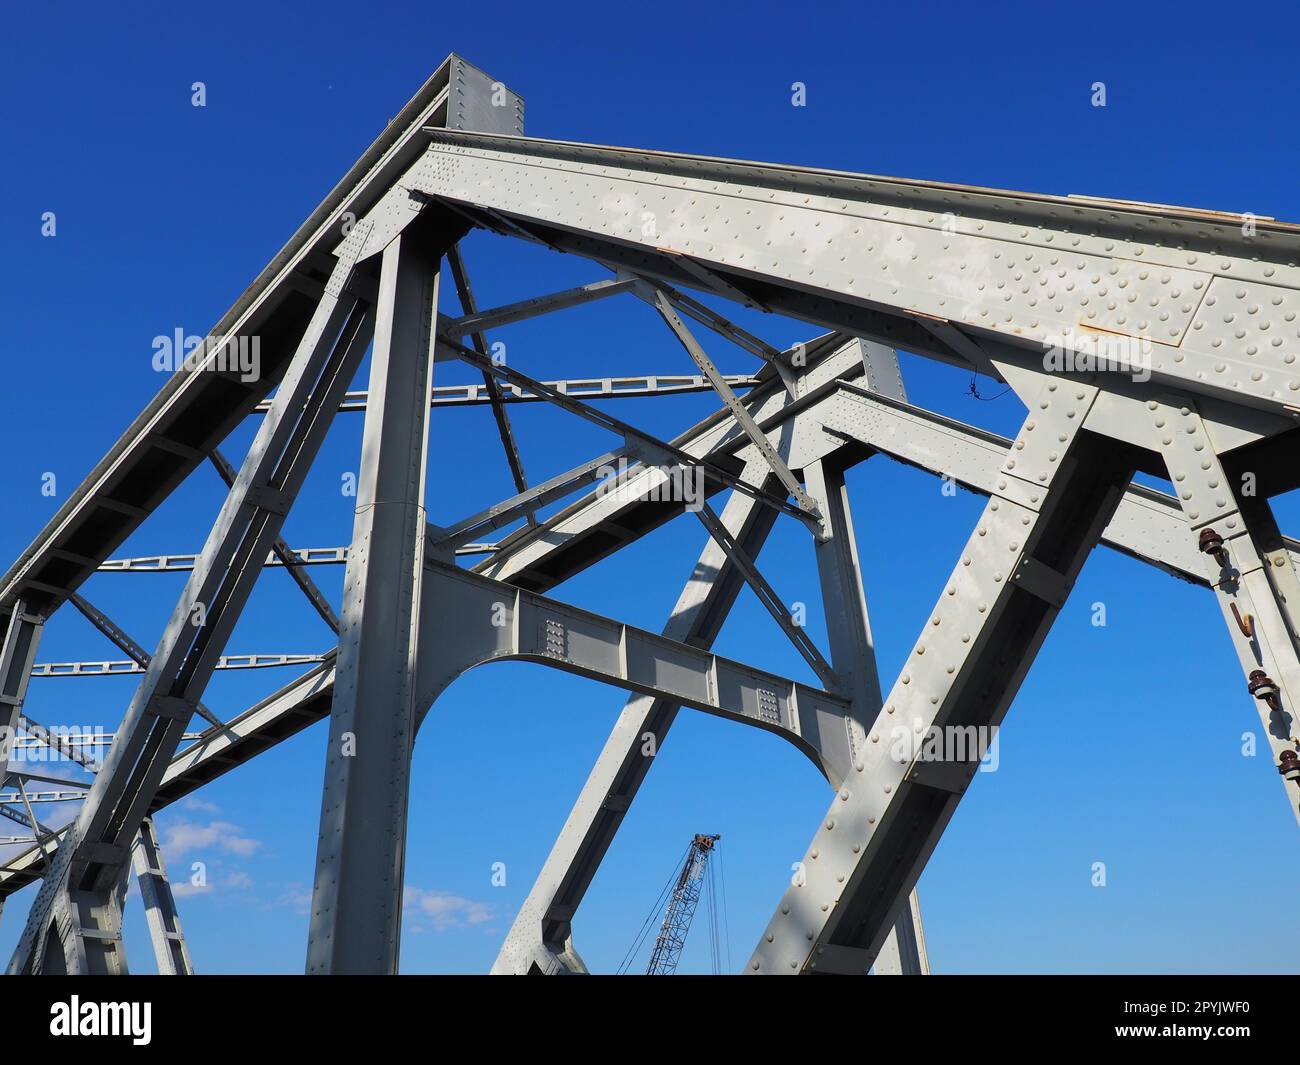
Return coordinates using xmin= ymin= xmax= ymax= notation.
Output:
xmin=712 ymin=858 xmax=722 ymax=972
xmin=967 ymin=375 xmax=1012 ymax=402
xmin=709 ymin=858 xmax=721 ymax=974
xmin=718 ymin=846 xmax=732 ymax=973
xmin=618 ymin=860 xmax=677 ymax=975
xmin=617 ymin=842 xmax=689 ymax=975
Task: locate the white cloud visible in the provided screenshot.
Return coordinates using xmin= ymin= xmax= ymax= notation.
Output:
xmin=403 ymin=887 xmax=492 ymax=933
xmin=274 ymin=884 xmax=313 ymax=915
xmin=181 ymin=796 xmax=221 ymax=814
xmin=169 ymin=867 xmax=253 ymax=898
xmin=159 ymin=818 xmax=261 ymax=858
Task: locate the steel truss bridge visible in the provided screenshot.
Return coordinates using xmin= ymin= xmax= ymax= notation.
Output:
xmin=2 ymin=53 xmax=1299 ymax=975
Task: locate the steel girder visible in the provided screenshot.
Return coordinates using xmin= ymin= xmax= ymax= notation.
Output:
xmin=252 ymin=371 xmax=761 ymax=414
xmin=2 ymin=375 xmax=1293 ymax=963
xmin=0 ymin=605 xmax=43 ymax=774
xmin=0 ymin=339 xmax=851 ymax=903
xmin=401 ymin=128 xmax=1300 ymax=420
xmin=4 ymin=52 xmax=1300 ymax=978
xmin=10 ymin=245 xmax=381 ymax=973
xmin=491 ymin=460 xmax=783 ymax=974
xmin=130 ymin=817 xmax=193 ymax=975
xmin=0 ymin=361 xmax=1285 ymax=934
xmin=754 ymin=379 xmax=1137 ymax=972
xmin=2 ymin=369 xmax=1293 ymax=966
xmin=306 ymin=231 xmax=442 ymax=974
xmin=414 ymin=560 xmax=856 ymax=779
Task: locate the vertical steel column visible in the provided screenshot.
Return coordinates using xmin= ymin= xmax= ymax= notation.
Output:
xmin=492 ymin=463 xmax=780 ymax=974
xmin=0 ymin=603 xmax=43 ymax=775
xmin=873 ymin=891 xmax=930 ymax=975
xmin=0 ymin=605 xmax=48 ymax=942
xmin=37 ymin=863 xmax=135 ymax=974
xmin=805 ymin=457 xmax=927 ymax=975
xmin=306 ymin=231 xmax=439 ymax=974
xmin=131 ymin=817 xmax=194 ymax=974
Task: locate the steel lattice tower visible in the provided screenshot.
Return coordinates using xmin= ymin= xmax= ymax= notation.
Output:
xmin=645 ymin=834 xmax=719 ymax=975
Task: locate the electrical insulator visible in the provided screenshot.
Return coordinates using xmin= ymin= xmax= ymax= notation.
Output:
xmin=1279 ymin=750 xmax=1300 ymax=784
xmin=1198 ymin=527 xmax=1228 ymax=567
xmin=1248 ymin=669 xmax=1279 ymax=703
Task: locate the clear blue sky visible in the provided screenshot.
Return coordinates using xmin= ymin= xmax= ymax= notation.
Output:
xmin=3 ymin=0 xmax=1299 ymax=974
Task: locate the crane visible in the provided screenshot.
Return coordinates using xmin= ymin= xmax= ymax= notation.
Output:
xmin=645 ymin=833 xmax=721 ymax=975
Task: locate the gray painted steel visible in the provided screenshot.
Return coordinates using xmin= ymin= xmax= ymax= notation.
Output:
xmin=131 ymin=818 xmax=193 ymax=976
xmin=307 ymin=232 xmax=442 ymax=974
xmin=3 ymin=52 xmax=1298 ymax=977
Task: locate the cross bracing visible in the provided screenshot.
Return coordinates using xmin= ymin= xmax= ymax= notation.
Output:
xmin=3 ymin=52 xmax=1300 ymax=976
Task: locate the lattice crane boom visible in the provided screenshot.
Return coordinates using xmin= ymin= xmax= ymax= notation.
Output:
xmin=645 ymin=834 xmax=720 ymax=975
